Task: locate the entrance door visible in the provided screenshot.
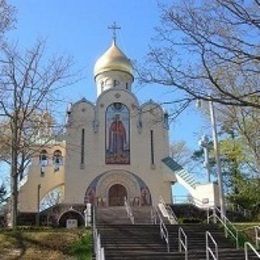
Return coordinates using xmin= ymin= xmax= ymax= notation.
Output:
xmin=108 ymin=184 xmax=127 ymax=206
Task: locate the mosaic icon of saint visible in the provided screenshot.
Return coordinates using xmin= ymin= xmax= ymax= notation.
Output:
xmin=108 ymin=114 xmax=126 ymax=155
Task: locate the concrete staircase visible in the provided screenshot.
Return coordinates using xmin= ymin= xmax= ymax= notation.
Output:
xmin=98 ymin=224 xmax=258 ymax=259
xmin=95 ymin=207 xmax=259 ymax=259
xmin=97 ymin=206 xmax=154 ymax=225
xmin=132 ymin=206 xmax=152 ymax=224
xmin=97 ymin=206 xmax=131 ymax=225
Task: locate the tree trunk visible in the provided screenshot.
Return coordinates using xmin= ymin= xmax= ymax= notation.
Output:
xmin=10 ymin=83 xmax=18 ymax=229
xmin=11 ymin=159 xmax=18 ymax=229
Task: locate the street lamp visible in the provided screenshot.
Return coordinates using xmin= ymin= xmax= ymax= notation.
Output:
xmin=36 ymin=184 xmax=41 ymax=226
xmin=199 ymin=135 xmax=211 ymax=183
xmin=197 ymin=99 xmax=226 ymax=219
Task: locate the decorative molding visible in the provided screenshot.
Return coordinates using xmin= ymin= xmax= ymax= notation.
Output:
xmin=114 ymin=93 xmax=121 ymax=99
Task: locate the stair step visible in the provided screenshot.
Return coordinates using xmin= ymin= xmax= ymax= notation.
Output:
xmin=94 ymin=206 xmax=250 ymax=259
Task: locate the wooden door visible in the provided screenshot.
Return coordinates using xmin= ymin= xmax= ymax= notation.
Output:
xmin=108 ymin=184 xmax=127 ymax=206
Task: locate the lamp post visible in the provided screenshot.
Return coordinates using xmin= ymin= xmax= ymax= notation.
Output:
xmin=36 ymin=184 xmax=41 ymax=226
xmin=197 ymin=99 xmax=226 ymax=219
xmin=199 ymin=135 xmax=211 ymax=183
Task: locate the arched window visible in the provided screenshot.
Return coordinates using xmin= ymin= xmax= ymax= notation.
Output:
xmin=105 ymin=102 xmax=130 ymax=164
xmin=101 ymin=81 xmax=104 ymax=92
xmin=53 ymin=150 xmax=63 ymax=171
xmin=39 ymin=149 xmax=48 ymax=166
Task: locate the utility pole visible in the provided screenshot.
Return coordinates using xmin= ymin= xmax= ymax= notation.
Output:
xmin=209 ymin=100 xmax=226 ymax=219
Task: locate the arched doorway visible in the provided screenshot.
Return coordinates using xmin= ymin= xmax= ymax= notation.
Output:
xmin=58 ymin=210 xmax=85 ymax=227
xmin=109 ymin=184 xmax=127 ymax=206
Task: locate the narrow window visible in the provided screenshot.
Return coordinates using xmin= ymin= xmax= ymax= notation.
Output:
xmin=53 ymin=150 xmax=63 ymax=172
xmin=39 ymin=149 xmax=48 ymax=176
xmin=101 ymin=81 xmax=104 ymax=92
xmin=126 ymin=83 xmax=128 ymax=90
xmin=150 ymin=130 xmax=155 ymax=165
xmin=81 ymin=128 xmax=85 ymax=165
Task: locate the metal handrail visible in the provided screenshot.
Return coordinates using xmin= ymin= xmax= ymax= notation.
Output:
xmin=151 ymin=207 xmax=157 ymax=224
xmin=92 ymin=206 xmax=105 ymax=260
xmin=124 ymin=197 xmax=134 ymax=224
xmin=159 ymin=196 xmax=178 ymax=224
xmin=173 ymin=195 xmax=214 ymax=208
xmin=96 ymin=233 xmax=105 ymax=260
xmin=206 ymin=231 xmax=219 ymax=260
xmin=244 ymin=242 xmax=260 ymax=260
xmin=155 ymin=206 xmax=170 ymax=252
xmin=208 ymin=207 xmax=239 ymax=249
xmin=255 ymin=226 xmax=260 ymax=249
xmin=214 ymin=206 xmax=239 ymax=248
xmin=178 ymin=227 xmax=188 ymax=260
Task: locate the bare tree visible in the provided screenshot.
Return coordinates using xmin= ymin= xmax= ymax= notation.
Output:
xmin=138 ymin=0 xmax=260 ymax=109
xmin=217 ymin=105 xmax=260 ymax=174
xmin=170 ymin=141 xmax=192 ymax=168
xmin=0 ymin=41 xmax=72 ymax=228
xmin=0 ymin=0 xmax=15 ymax=40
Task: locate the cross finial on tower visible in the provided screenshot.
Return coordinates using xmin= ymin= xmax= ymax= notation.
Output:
xmin=108 ymin=22 xmax=121 ymax=43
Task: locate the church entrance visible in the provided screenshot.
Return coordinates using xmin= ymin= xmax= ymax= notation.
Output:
xmin=108 ymin=184 xmax=127 ymax=206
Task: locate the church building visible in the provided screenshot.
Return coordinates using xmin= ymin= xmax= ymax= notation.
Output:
xmin=18 ymin=35 xmax=219 ymax=226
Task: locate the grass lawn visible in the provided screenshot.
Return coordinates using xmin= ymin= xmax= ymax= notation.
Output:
xmin=234 ymin=222 xmax=260 ymax=245
xmin=0 ymin=227 xmax=92 ymax=260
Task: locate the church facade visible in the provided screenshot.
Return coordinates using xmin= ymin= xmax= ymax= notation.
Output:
xmin=18 ymin=39 xmax=219 ymax=225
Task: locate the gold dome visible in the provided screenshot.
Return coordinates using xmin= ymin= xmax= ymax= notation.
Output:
xmin=94 ymin=41 xmax=133 ymax=79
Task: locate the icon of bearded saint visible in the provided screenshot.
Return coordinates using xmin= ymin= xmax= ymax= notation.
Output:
xmin=108 ymin=114 xmax=126 ymax=156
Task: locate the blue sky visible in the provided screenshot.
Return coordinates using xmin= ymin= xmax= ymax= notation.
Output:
xmin=3 ymin=0 xmax=212 ymax=194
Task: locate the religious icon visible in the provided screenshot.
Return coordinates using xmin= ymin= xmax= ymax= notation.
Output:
xmin=106 ymin=103 xmax=130 ymax=164
xmin=108 ymin=114 xmax=126 ymax=154
xmin=141 ymin=187 xmax=151 ymax=206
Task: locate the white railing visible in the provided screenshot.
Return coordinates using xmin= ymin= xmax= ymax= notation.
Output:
xmin=124 ymin=197 xmax=134 ymax=224
xmin=207 ymin=206 xmax=239 ymax=249
xmin=255 ymin=226 xmax=260 ymax=249
xmin=154 ymin=206 xmax=170 ymax=252
xmin=244 ymin=242 xmax=260 ymax=260
xmin=95 ymin=232 xmax=105 ymax=260
xmin=173 ymin=195 xmax=215 ymax=209
xmin=178 ymin=227 xmax=188 ymax=260
xmin=206 ymin=231 xmax=219 ymax=260
xmin=151 ymin=207 xmax=157 ymax=224
xmin=92 ymin=207 xmax=105 ymax=260
xmin=159 ymin=196 xmax=178 ymax=224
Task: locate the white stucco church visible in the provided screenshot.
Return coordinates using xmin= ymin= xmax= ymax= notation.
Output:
xmin=18 ymin=33 xmax=219 ymax=226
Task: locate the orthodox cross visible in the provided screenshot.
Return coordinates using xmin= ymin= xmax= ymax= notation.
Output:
xmin=108 ymin=22 xmax=121 ymax=43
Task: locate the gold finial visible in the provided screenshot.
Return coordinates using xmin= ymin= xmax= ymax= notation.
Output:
xmin=108 ymin=22 xmax=121 ymax=43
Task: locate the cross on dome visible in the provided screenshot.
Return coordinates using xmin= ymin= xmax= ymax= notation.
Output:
xmin=108 ymin=22 xmax=121 ymax=43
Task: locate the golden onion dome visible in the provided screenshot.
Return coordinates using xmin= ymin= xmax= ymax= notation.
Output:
xmin=94 ymin=41 xmax=133 ymax=79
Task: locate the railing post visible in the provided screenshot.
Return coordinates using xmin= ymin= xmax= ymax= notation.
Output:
xmin=256 ymin=226 xmax=260 ymax=249
xmin=236 ymin=229 xmax=239 ymax=249
xmin=244 ymin=243 xmax=248 ymax=260
xmin=213 ymin=207 xmax=217 ymax=224
xmin=206 ymin=233 xmax=209 ymax=260
xmin=178 ymin=228 xmax=181 ymax=252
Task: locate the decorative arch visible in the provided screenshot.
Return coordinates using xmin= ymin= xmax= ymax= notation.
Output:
xmin=58 ymin=209 xmax=85 ymax=227
xmin=40 ymin=184 xmax=64 ymax=212
xmin=105 ymin=102 xmax=130 ymax=164
xmin=84 ymin=170 xmax=151 ymax=207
